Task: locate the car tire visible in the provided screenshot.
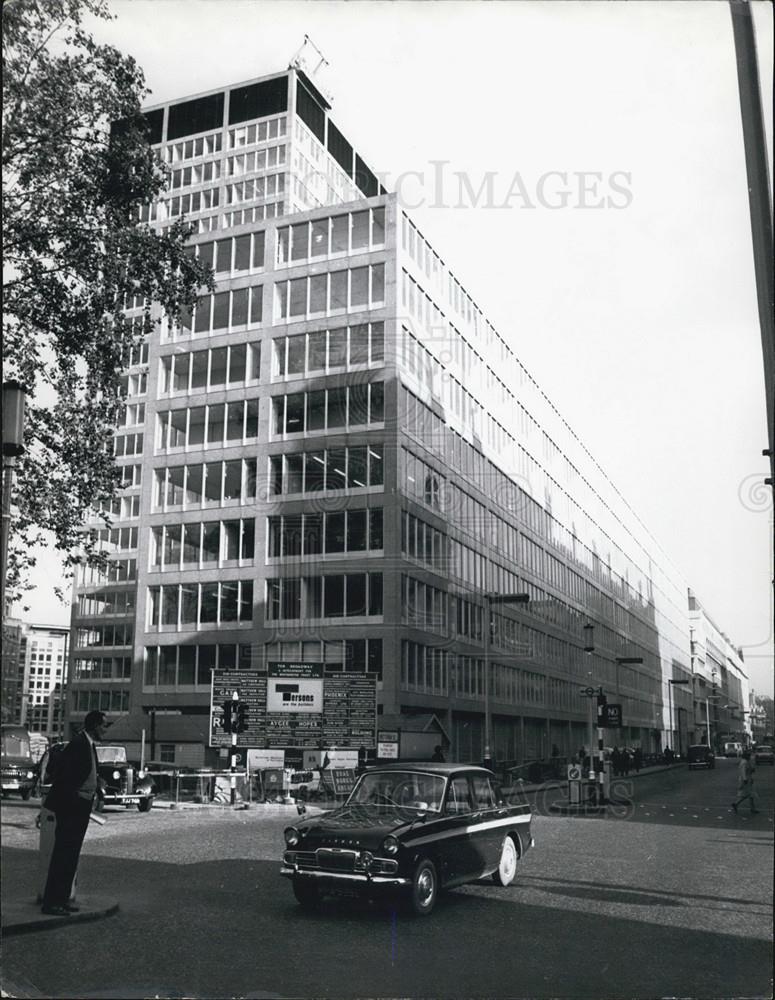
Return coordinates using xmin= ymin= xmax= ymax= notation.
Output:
xmin=492 ymin=834 xmax=519 ymax=886
xmin=409 ymin=858 xmax=438 ymax=916
xmin=137 ymin=796 xmax=153 ymax=812
xmin=20 ymin=788 xmax=32 ymax=801
xmin=292 ymin=879 xmax=321 ymax=909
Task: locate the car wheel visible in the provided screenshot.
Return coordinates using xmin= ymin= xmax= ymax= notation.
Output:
xmin=137 ymin=796 xmax=153 ymax=813
xmin=20 ymin=788 xmax=32 ymax=801
xmin=292 ymin=879 xmax=321 ymax=909
xmin=409 ymin=858 xmax=438 ymax=916
xmin=492 ymin=834 xmax=519 ymax=886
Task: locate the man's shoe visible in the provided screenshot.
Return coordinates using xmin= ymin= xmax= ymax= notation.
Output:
xmin=731 ymin=802 xmax=738 ymax=813
xmin=41 ymin=905 xmax=72 ymax=916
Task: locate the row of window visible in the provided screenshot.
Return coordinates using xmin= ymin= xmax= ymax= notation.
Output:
xmin=154 ymin=459 xmax=257 ymax=509
xmin=276 ymin=208 xmax=385 ymax=265
xmin=265 ymin=637 xmax=383 ymax=677
xmin=267 ymin=508 xmax=383 ymax=558
xmin=225 ymin=173 xmax=285 ymax=206
xmin=164 ymin=131 xmax=224 ymax=164
xmin=266 ymin=573 xmax=383 ymax=620
xmin=192 ymin=232 xmax=265 ymax=274
xmin=273 ymin=382 xmax=384 ymax=435
xmin=144 ymin=642 xmax=252 ymax=687
xmin=73 ymin=657 xmax=132 ymax=680
xmin=166 ymin=187 xmax=219 ymax=219
xmin=275 ymin=264 xmax=385 ymax=320
xmin=77 ymin=591 xmax=135 ymax=618
xmin=76 ymin=624 xmax=134 ymax=648
xmin=186 ymin=284 xmax=264 ymax=334
xmin=269 ymin=445 xmax=384 ymax=495
xmin=114 ymin=432 xmax=144 ymax=458
xmin=227 ymin=144 xmax=285 ymax=177
xmin=229 ymin=117 xmax=286 ymax=149
xmin=156 ymin=400 xmax=260 ymax=451
xmin=222 ymin=201 xmax=283 ymax=230
xmin=159 ymin=343 xmax=260 ymax=395
xmin=77 ymin=558 xmax=137 ymax=588
xmin=170 ymin=159 xmax=221 ymax=190
xmin=274 ymin=322 xmax=384 ymax=376
xmin=150 ymin=519 xmax=255 ymax=569
xmin=401 ymin=575 xmax=447 ymax=632
xmin=71 ymin=689 xmax=130 ymax=713
xmin=401 ymin=510 xmax=447 ymax=570
xmin=147 ymin=580 xmax=254 ymax=628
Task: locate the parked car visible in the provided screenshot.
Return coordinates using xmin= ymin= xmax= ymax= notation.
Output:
xmin=38 ymin=743 xmax=156 ymax=812
xmin=281 ymin=763 xmax=534 ymax=916
xmin=754 ymin=745 xmax=774 ymax=765
xmin=1 ymin=725 xmax=36 ymax=800
xmin=723 ymin=742 xmax=743 ymax=758
xmin=687 ymin=744 xmax=715 ymax=769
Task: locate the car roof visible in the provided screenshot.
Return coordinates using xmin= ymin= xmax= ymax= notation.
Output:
xmin=364 ymin=762 xmax=492 ymax=776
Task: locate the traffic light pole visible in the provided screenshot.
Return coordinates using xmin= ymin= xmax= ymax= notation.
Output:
xmin=230 ymin=728 xmax=237 ymax=807
xmin=595 ymin=690 xmax=607 ymax=805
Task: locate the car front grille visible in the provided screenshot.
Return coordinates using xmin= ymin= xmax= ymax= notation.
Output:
xmin=317 ymin=849 xmax=357 ymax=873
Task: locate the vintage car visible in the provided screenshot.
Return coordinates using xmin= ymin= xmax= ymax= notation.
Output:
xmin=687 ymin=744 xmax=715 ymax=769
xmin=754 ymin=745 xmax=774 ymax=765
xmin=1 ymin=725 xmax=36 ymax=800
xmin=38 ymin=743 xmax=156 ymax=812
xmin=281 ymin=763 xmax=534 ymax=916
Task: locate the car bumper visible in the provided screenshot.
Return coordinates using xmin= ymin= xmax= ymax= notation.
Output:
xmin=1 ymin=780 xmax=34 ymax=790
xmin=281 ymin=866 xmax=411 ymax=890
xmin=102 ymin=793 xmax=151 ymax=804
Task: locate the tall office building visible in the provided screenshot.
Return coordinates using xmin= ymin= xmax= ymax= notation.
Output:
xmin=67 ymin=64 xmax=744 ymax=764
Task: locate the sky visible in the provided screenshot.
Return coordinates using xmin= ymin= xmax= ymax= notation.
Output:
xmin=17 ymin=0 xmax=774 ymax=695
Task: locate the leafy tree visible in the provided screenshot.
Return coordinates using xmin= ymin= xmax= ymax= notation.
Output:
xmin=2 ymin=0 xmax=212 ymax=602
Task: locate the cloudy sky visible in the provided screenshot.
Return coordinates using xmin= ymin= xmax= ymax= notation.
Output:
xmin=21 ymin=0 xmax=773 ymax=693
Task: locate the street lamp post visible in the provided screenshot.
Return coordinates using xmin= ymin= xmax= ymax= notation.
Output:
xmin=483 ymin=592 xmax=529 ymax=769
xmin=668 ymin=679 xmax=691 ymax=755
xmin=1 ymin=381 xmax=27 ymax=623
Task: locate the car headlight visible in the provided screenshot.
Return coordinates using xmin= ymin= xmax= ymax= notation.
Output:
xmin=26 ymin=771 xmax=34 ymax=780
xmin=112 ymin=770 xmax=121 ymax=780
xmin=381 ymin=835 xmax=399 ymax=855
xmin=284 ymin=827 xmax=301 ymax=847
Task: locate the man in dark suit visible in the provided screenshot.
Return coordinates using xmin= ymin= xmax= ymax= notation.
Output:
xmin=41 ymin=710 xmax=108 ymax=915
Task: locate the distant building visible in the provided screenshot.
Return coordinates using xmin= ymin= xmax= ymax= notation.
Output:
xmin=688 ymin=590 xmax=749 ymax=750
xmin=1 ymin=618 xmax=24 ymax=724
xmin=65 ymin=64 xmax=745 ymax=765
xmin=17 ymin=624 xmax=69 ymax=740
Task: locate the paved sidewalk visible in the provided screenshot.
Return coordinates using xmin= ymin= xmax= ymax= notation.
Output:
xmin=2 ymin=894 xmax=120 ymax=938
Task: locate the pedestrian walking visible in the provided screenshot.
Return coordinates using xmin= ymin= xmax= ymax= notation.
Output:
xmin=612 ymin=747 xmax=622 ymax=777
xmin=633 ymin=747 xmax=643 ymax=773
xmin=622 ymin=748 xmax=631 ymax=776
xmin=41 ymin=710 xmax=108 ymax=916
xmin=732 ymin=749 xmax=759 ymax=815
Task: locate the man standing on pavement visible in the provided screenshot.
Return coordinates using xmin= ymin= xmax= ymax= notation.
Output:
xmin=732 ymin=748 xmax=759 ymax=815
xmin=40 ymin=710 xmax=108 ymax=915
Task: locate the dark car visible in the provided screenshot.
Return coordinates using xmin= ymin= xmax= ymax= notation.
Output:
xmin=38 ymin=744 xmax=156 ymax=812
xmin=754 ymin=745 xmax=774 ymax=765
xmin=1 ymin=725 xmax=36 ymax=800
xmin=687 ymin=744 xmax=715 ymax=769
xmin=281 ymin=763 xmax=534 ymax=916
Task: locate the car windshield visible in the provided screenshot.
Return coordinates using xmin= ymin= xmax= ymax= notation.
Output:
xmin=96 ymin=746 xmax=127 ymax=764
xmin=348 ymin=771 xmax=446 ymax=812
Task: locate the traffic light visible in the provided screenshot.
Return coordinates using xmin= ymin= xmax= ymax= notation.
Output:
xmin=222 ymin=700 xmax=234 ymax=734
xmin=596 ymin=691 xmax=607 ymax=723
xmin=235 ymin=702 xmax=248 ymax=733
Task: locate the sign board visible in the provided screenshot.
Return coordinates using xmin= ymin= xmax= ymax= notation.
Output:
xmin=567 ymin=764 xmax=582 ymax=781
xmin=604 ymin=704 xmax=623 ymax=728
xmin=378 ymin=741 xmax=399 ymax=759
xmin=247 ymin=749 xmax=286 ymax=771
xmin=330 ymin=768 xmax=358 ymax=797
xmin=210 ymin=666 xmax=377 ymax=749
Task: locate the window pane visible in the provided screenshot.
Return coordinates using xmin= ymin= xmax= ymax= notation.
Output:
xmin=371 ymin=322 xmax=384 ymax=362
xmin=212 ymin=292 xmax=230 ymax=330
xmin=347 ymin=448 xmax=367 ymax=488
xmin=349 ymin=325 xmax=369 ymax=364
xmin=250 ymin=286 xmax=263 ymax=324
xmin=350 ymin=267 xmax=368 ymax=307
xmin=210 ymin=347 xmax=228 ymax=387
xmin=368 ymin=573 xmax=383 ymax=615
xmin=328 ymin=387 xmax=347 ymax=428
xmin=370 ymin=382 xmax=385 ymax=422
xmin=372 ymin=207 xmax=385 ymax=245
xmin=223 ymin=460 xmax=242 ymax=501
xmin=329 ymin=271 xmax=347 ymax=311
xmin=304 ymin=513 xmax=322 ymax=555
xmin=307 ymin=389 xmax=326 ymax=431
xmin=178 ymin=645 xmax=196 ymax=684
xmin=191 ymin=350 xmax=208 ymax=389
xmin=241 ymin=519 xmax=255 ymax=559
xmin=371 ymin=264 xmax=385 ymax=303
xmin=304 ymin=451 xmax=325 ymax=491
xmin=349 ymin=384 xmax=368 ymax=426
xmin=223 ymin=521 xmax=241 ymax=560
xmin=207 ymin=403 xmax=225 ymax=444
xmin=234 ymin=235 xmax=251 ymax=271
xmin=324 ymin=575 xmax=344 ymax=617
xmin=180 ymin=585 xmax=198 ymax=624
xmin=291 ymin=222 xmax=308 ymax=261
xmin=281 ymin=578 xmax=301 ymax=619
xmin=346 ymin=574 xmax=366 ymax=616
xmin=327 ymin=448 xmax=347 ymax=490
xmin=287 ymin=335 xmax=305 ymax=375
xmin=368 ymin=446 xmax=384 ymax=485
xmin=239 ymin=580 xmax=253 ymax=621
xmin=182 ymin=523 xmax=200 ymax=564
xmin=231 ymin=288 xmax=249 ymax=326
xmin=200 ymin=583 xmax=219 ymax=623
xmin=287 ymin=453 xmax=304 ymax=493
xmin=308 ymin=331 xmax=326 ymax=371
xmin=347 ymin=509 xmax=367 ymax=551
xmin=188 ymin=406 xmax=206 ymax=445
xmin=328 ymin=328 xmax=346 ymax=367
xmin=369 ymin=508 xmax=383 ymax=549
xmin=285 ymin=393 xmax=304 ymax=433
xmin=245 ymin=399 xmax=258 ymax=438
xmin=289 ymin=277 xmax=307 ymax=317
xmin=283 ymin=514 xmax=303 ymax=556
xmin=277 ymin=227 xmax=290 ymax=264
xmin=204 ymin=462 xmax=221 ymax=504
xmin=351 ymin=211 xmax=369 ymax=249
xmin=331 ymin=215 xmax=348 ymax=252
xmin=309 ymin=274 xmax=327 ymax=314
xmin=325 ymin=512 xmax=345 ymax=553
xmin=161 ymin=586 xmax=178 ymax=625
xmin=268 ymin=517 xmax=282 ymax=557
xmin=311 ymin=218 xmax=328 ymax=257
xmin=226 ymin=401 xmax=244 ymax=441
xmin=172 ymin=354 xmax=190 ymax=392
xmin=252 ymin=231 xmax=265 ymax=268
xmin=202 ymin=522 xmax=220 ymax=562
xmin=159 ymin=646 xmax=177 ymax=683
xmin=163 ymin=525 xmax=182 ymax=568
xmin=228 ymin=343 xmax=247 ymax=384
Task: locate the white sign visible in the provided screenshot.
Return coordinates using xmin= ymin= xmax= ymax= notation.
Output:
xmin=378 ymin=741 xmax=399 ymax=759
xmin=247 ymin=749 xmax=286 ymax=771
xmin=567 ymin=764 xmax=582 ymax=781
xmin=266 ymin=677 xmax=323 ymax=713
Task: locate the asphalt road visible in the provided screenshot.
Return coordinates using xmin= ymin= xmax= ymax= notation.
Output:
xmin=1 ymin=758 xmax=772 ymax=1000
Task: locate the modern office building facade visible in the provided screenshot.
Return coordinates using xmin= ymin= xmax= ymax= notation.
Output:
xmin=66 ymin=65 xmax=744 ymax=764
